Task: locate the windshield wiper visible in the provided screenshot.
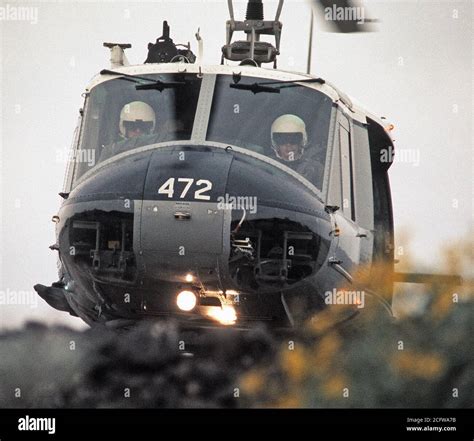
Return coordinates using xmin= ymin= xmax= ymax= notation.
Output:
xmin=230 ymin=77 xmax=325 ymax=94
xmin=230 ymin=82 xmax=280 ymax=94
xmin=100 ymin=69 xmax=186 ymax=92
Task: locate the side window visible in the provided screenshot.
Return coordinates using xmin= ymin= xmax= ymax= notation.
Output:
xmin=338 ymin=122 xmax=354 ymax=220
xmin=372 ymin=169 xmax=394 ymax=261
xmin=64 ymin=106 xmax=85 ymax=192
xmin=367 ymin=118 xmax=395 ymax=263
xmin=74 ymin=91 xmax=101 ymax=182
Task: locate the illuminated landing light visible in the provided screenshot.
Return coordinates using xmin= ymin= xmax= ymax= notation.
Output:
xmin=177 ymin=290 xmax=197 ymax=312
xmin=206 ymin=305 xmax=237 ymax=326
xmin=185 ymin=273 xmax=194 ymax=283
xmin=225 ymin=290 xmax=239 ymax=296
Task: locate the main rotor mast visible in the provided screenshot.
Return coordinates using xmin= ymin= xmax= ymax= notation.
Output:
xmin=221 ymin=0 xmax=284 ymax=68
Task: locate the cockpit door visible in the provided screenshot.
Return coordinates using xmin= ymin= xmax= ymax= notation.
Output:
xmin=325 ymin=110 xmax=354 ymax=216
xmin=338 ymin=114 xmax=354 ymax=220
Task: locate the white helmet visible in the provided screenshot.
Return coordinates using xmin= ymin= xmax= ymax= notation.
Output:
xmin=119 ymin=101 xmax=156 ymax=138
xmin=271 ymin=114 xmax=308 ymax=161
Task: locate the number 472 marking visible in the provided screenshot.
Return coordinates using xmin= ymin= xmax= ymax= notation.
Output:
xmin=158 ymin=178 xmax=213 ymax=200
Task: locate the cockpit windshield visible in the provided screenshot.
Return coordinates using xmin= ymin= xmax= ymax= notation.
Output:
xmin=73 ymin=73 xmax=202 ymax=182
xmin=71 ymin=72 xmax=333 ymax=190
xmin=207 ymin=75 xmax=333 ymax=190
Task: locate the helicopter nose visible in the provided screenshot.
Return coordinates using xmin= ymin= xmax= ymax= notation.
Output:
xmin=139 ymin=145 xmax=331 ymax=285
xmin=65 ymin=144 xmax=330 ymax=274
xmin=61 ymin=145 xmax=331 ymax=318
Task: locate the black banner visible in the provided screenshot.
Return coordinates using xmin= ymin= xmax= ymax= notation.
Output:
xmin=0 ymin=408 xmax=472 ymax=441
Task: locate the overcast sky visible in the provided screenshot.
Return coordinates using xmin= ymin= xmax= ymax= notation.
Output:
xmin=0 ymin=0 xmax=472 ymax=329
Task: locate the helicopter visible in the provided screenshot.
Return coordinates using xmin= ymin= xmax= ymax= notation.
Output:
xmin=33 ymin=0 xmax=460 ymax=330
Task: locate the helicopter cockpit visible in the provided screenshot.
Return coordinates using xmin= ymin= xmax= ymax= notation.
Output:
xmin=72 ymin=71 xmax=333 ymax=191
xmin=73 ymin=72 xmax=202 ymax=181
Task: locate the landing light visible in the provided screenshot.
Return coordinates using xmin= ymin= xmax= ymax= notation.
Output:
xmin=185 ymin=273 xmax=194 ymax=283
xmin=177 ymin=290 xmax=197 ymax=311
xmin=206 ymin=305 xmax=237 ymax=326
xmin=225 ymin=290 xmax=239 ymax=296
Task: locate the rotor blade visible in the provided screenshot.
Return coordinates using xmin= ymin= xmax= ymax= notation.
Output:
xmin=313 ymin=0 xmax=377 ymax=33
xmin=393 ymin=272 xmax=463 ymax=286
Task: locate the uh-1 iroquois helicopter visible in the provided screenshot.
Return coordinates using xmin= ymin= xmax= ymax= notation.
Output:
xmin=34 ymin=0 xmax=461 ymax=329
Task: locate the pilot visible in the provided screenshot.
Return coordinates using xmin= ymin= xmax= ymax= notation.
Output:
xmin=119 ymin=100 xmax=156 ymax=140
xmin=99 ymin=101 xmax=156 ymax=161
xmin=270 ymin=114 xmax=323 ymax=185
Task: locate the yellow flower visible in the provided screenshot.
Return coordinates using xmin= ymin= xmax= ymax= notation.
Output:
xmin=280 ymin=347 xmax=309 ymax=382
xmin=240 ymin=370 xmax=265 ymax=395
xmin=274 ymin=393 xmax=302 ymax=408
xmin=392 ymin=351 xmax=445 ymax=379
xmin=322 ymin=374 xmax=349 ymax=399
xmin=430 ymin=291 xmax=454 ymax=320
xmin=311 ymin=334 xmax=342 ymax=373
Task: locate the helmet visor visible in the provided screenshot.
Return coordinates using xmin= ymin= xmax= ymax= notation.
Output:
xmin=123 ymin=120 xmax=154 ymax=133
xmin=273 ymin=132 xmax=303 ymax=146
